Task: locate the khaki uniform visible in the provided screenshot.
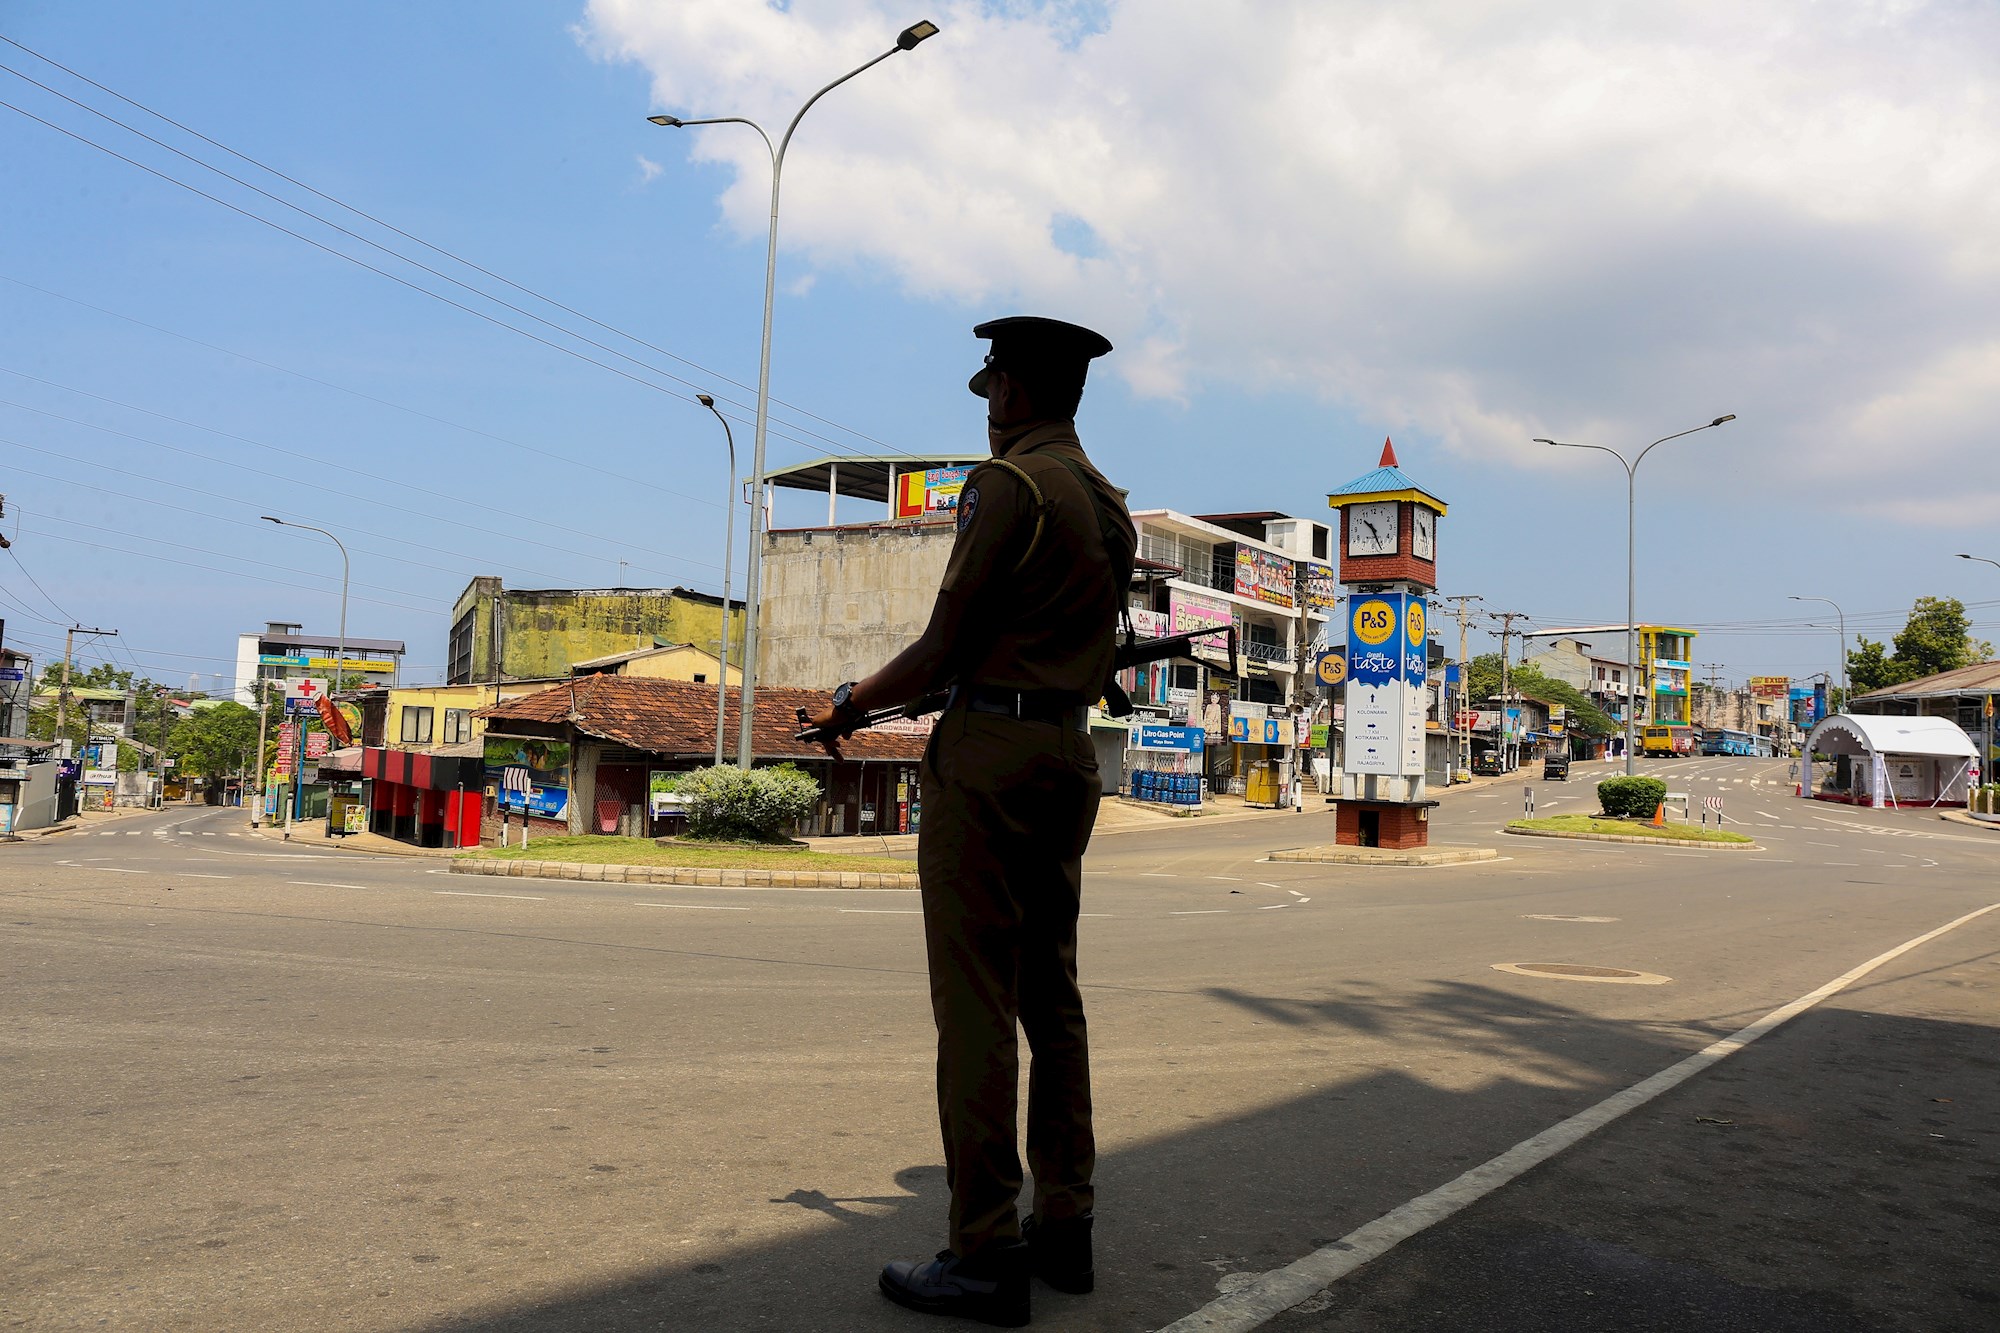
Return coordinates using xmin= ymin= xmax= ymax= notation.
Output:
xmin=916 ymin=418 xmax=1136 ymax=1259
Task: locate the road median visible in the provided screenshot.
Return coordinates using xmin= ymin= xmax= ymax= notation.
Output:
xmin=1505 ymin=815 xmax=1757 ymax=849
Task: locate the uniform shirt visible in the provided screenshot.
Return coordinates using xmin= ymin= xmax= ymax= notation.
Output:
xmin=934 ymin=419 xmax=1137 ymax=699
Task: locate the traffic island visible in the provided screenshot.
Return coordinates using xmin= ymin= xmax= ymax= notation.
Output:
xmin=1267 ymin=844 xmax=1499 ymax=867
xmin=454 ymin=835 xmax=918 ymax=888
xmin=1505 ymin=815 xmax=1758 ymax=850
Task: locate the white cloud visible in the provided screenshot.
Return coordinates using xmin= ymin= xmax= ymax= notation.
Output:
xmin=583 ymin=0 xmax=2000 ymax=524
xmin=635 ymin=153 xmax=663 ymax=184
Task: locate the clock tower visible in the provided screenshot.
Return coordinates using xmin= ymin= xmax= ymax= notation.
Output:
xmin=1327 ymin=439 xmax=1448 ymax=849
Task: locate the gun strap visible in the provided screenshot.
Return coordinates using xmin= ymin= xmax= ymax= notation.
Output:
xmin=985 ymin=452 xmax=1135 ymax=595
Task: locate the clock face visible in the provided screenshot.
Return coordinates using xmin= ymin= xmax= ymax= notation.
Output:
xmin=1346 ymin=501 xmax=1398 ymax=556
xmin=1413 ymin=507 xmax=1436 ymax=560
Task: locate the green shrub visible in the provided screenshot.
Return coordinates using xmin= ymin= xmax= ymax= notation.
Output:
xmin=1597 ymin=775 xmax=1668 ymax=820
xmin=675 ymin=764 xmax=822 ymax=842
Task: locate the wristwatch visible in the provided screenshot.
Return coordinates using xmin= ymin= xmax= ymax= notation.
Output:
xmin=830 ymin=681 xmax=862 ymax=729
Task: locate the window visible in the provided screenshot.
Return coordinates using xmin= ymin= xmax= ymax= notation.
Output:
xmin=442 ymin=708 xmax=471 ymax=745
xmin=1311 ymin=524 xmax=1329 ymax=560
xmin=447 ymin=610 xmax=475 ymax=685
xmin=692 ymin=673 xmax=707 ymax=684
xmin=400 ymin=706 xmax=434 ymax=744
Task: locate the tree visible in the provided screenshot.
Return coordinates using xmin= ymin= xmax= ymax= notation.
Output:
xmin=1847 ymin=597 xmax=1994 ymax=693
xmin=167 ymin=702 xmax=261 ymax=781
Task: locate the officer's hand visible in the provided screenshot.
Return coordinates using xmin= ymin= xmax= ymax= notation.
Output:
xmin=804 ymin=707 xmax=847 ymax=760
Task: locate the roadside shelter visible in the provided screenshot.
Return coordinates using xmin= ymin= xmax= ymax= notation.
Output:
xmin=1802 ymin=714 xmax=1978 ymax=808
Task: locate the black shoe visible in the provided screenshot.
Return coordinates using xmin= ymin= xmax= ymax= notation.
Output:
xmin=879 ymin=1245 xmax=1030 ymax=1327
xmin=1023 ymin=1212 xmax=1093 ymax=1294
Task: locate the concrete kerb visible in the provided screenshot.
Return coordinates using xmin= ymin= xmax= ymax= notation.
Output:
xmin=1268 ymin=844 xmax=1500 ymax=867
xmin=449 ymin=859 xmax=922 ymax=889
xmin=1938 ymin=809 xmax=2000 ymax=833
xmin=1504 ymin=825 xmax=1759 ymax=851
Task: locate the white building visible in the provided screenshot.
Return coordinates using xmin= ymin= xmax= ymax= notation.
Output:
xmin=231 ymin=622 xmax=405 ymax=706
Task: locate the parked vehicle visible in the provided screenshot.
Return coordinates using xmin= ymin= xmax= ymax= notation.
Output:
xmin=1701 ymin=728 xmax=1757 ymax=756
xmin=1472 ymin=751 xmax=1505 ymax=776
xmin=1642 ymin=724 xmax=1697 ymax=757
xmin=1542 ymin=753 xmax=1571 ymax=781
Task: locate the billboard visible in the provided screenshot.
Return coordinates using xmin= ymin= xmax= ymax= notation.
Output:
xmin=1749 ymin=675 xmax=1789 ymax=699
xmin=895 ymin=466 xmax=973 ymax=519
xmin=1233 ymin=544 xmax=1295 ymax=608
xmin=1344 ymin=593 xmax=1428 ymax=777
xmin=1300 ymin=562 xmax=1339 ymax=611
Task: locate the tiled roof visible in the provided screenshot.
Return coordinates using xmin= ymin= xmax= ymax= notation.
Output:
xmin=474 ymin=675 xmax=930 ymax=762
xmin=1853 ymin=659 xmax=2000 ymax=701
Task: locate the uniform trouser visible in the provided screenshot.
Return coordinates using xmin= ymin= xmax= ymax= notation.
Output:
xmin=917 ymin=705 xmax=1101 ymax=1259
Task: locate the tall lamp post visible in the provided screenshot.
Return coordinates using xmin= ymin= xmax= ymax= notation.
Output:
xmin=1959 ymin=553 xmax=2000 ymax=572
xmin=697 ymin=394 xmax=738 ymax=767
xmin=1535 ymin=415 xmax=1736 ymax=776
xmin=1788 ymin=594 xmax=1847 ymax=705
xmin=650 ymin=18 xmax=940 ymax=767
xmin=264 ymin=517 xmax=349 ymax=836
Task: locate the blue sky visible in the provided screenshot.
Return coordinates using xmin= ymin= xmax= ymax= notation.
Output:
xmin=2 ymin=1 xmax=1996 ymax=699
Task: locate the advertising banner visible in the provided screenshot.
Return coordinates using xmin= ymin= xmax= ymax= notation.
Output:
xmin=895 ymin=466 xmax=973 ymax=519
xmin=1346 ymin=595 xmax=1405 ymax=684
xmin=484 ymin=736 xmax=570 ymax=786
xmin=498 ymin=786 xmax=568 ymax=819
xmin=1314 ymin=649 xmax=1347 ymax=688
xmin=1300 ymin=562 xmax=1339 ymax=611
xmin=1749 ymin=675 xmax=1789 ymax=699
xmin=1233 ymin=544 xmax=1295 ymax=608
xmin=1169 ymin=590 xmax=1233 ymax=639
xmin=1132 ymin=725 xmax=1204 ymax=751
xmin=305 ymin=731 xmax=330 ymax=760
xmin=307 ymin=657 xmax=396 ymax=674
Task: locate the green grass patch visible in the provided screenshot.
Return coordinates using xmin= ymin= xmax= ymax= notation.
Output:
xmin=459 ymin=836 xmax=913 ymax=872
xmin=1508 ymin=815 xmax=1754 ymax=844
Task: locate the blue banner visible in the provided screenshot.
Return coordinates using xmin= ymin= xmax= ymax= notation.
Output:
xmin=1347 ymin=595 xmax=1405 ymax=685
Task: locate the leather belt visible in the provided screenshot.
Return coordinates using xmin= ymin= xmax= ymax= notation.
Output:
xmin=951 ymin=685 xmax=1090 ymax=731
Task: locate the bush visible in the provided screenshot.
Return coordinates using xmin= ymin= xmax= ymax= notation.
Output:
xmin=1597 ymin=775 xmax=1668 ymax=820
xmin=675 ymin=764 xmax=822 ymax=842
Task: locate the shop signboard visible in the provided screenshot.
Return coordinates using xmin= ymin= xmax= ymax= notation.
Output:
xmin=895 ymin=466 xmax=973 ymax=519
xmin=1169 ymin=590 xmax=1233 ymax=642
xmin=83 ymin=767 xmax=116 ymax=786
xmin=1133 ymin=725 xmax=1204 ymax=752
xmin=483 ymin=736 xmax=570 ymax=787
xmin=259 ymin=654 xmax=309 ymax=666
xmin=1314 ymin=649 xmax=1347 ymax=688
xmin=1233 ymin=544 xmax=1295 ymax=608
xmin=1749 ymin=675 xmax=1789 ymax=699
xmin=498 ymin=785 xmax=568 ymax=819
xmin=1309 ymin=724 xmax=1329 ymax=748
xmin=0 ymin=667 xmax=24 ymax=681
xmin=305 ymin=731 xmax=330 ymax=760
xmin=307 ymin=657 xmax=396 ymax=673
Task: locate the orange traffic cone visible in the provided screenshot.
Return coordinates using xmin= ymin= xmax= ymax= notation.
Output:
xmin=1652 ymin=802 xmax=1666 ymax=827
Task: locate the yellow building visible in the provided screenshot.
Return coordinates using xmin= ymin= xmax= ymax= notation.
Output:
xmin=569 ymin=643 xmax=739 ymax=685
xmin=379 ymin=681 xmax=556 ymax=750
xmin=1637 ymin=625 xmax=1696 ymax=726
xmin=446 ymin=578 xmax=744 ymax=684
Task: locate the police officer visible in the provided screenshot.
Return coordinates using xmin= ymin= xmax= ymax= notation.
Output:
xmin=807 ymin=316 xmax=1135 ymax=1327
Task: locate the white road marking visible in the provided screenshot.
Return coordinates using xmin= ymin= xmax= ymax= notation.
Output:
xmin=177 ymin=874 xmax=233 ymax=880
xmin=1287 ymin=890 xmax=1307 ymax=899
xmin=1294 ymin=897 xmax=1311 ymax=904
xmin=98 ymin=867 xmax=149 ymax=875
xmin=1259 ymin=903 xmax=1292 ymax=910
xmin=1141 ymin=873 xmax=1176 ymax=878
xmin=1755 ymin=812 xmax=1780 ymax=822
xmin=839 ymin=908 xmax=921 ymax=915
xmin=435 ymin=890 xmax=545 ymax=901
xmin=290 ymin=881 xmax=371 ymax=890
xmin=1208 ymin=876 xmax=1243 ymax=882
xmin=638 ymin=902 xmax=750 ymax=911
xmin=1807 ymin=841 xmax=1839 ymax=848
xmin=1823 ymin=862 xmax=1860 ymax=867
xmin=1157 ymin=899 xmax=2000 ymax=1333
xmin=1171 ymin=910 xmax=1227 ymax=915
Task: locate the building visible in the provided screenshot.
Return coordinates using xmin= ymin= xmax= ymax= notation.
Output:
xmin=1523 ymin=624 xmax=1696 ymax=727
xmin=232 ymin=621 xmax=405 ymax=705
xmin=1848 ymin=660 xmax=2000 ymax=772
xmin=472 ymin=674 xmax=929 ymax=840
xmin=447 ymin=578 xmax=742 ymax=685
xmin=0 ymin=644 xmax=31 ymax=741
xmin=1130 ymin=509 xmax=1336 ymax=790
xmin=569 ymin=643 xmax=737 ymax=685
xmin=30 ymin=684 xmax=130 ymax=737
xmin=1519 ymin=635 xmax=1636 ymax=725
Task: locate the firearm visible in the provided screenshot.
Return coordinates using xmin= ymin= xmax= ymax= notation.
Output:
xmin=795 ymin=625 xmax=1237 ymax=745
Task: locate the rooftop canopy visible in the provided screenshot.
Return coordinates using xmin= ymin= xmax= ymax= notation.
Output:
xmin=1807 ymin=712 xmax=1976 ymax=760
xmin=764 ymin=454 xmax=987 ymax=504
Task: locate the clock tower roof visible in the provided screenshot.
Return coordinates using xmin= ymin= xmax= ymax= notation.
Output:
xmin=1328 ymin=461 xmax=1448 ymax=517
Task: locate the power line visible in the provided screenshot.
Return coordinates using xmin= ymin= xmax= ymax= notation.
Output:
xmin=0 ymin=35 xmax=912 ymax=459
xmin=0 ymin=58 xmax=907 ymax=470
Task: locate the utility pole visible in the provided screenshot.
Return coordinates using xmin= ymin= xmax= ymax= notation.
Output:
xmin=1699 ymin=662 xmax=1725 ymax=729
xmin=57 ymin=625 xmax=117 ymax=753
xmin=251 ymin=679 xmax=271 ymax=826
xmin=1442 ymin=594 xmax=1482 ymax=781
xmin=1488 ymin=611 xmax=1526 ymax=770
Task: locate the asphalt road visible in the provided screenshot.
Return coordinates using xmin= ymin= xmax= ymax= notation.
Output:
xmin=3 ymin=757 xmax=1994 ymax=1331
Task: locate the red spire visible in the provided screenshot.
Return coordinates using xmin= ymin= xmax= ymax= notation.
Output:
xmin=1379 ymin=437 xmax=1398 ymax=467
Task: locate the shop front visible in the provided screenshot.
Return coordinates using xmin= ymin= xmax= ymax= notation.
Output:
xmin=362 ymin=747 xmax=485 ymax=848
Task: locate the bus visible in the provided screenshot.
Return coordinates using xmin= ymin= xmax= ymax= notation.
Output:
xmin=1642 ymin=724 xmax=1697 ymax=757
xmin=1701 ymin=728 xmax=1758 ymax=756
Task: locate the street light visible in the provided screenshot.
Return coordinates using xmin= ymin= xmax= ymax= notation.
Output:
xmin=697 ymin=394 xmax=738 ymax=767
xmin=1788 ymin=594 xmax=1848 ymax=705
xmin=264 ymin=516 xmax=349 ymax=838
xmin=650 ymin=18 xmax=939 ymax=767
xmin=1535 ymin=415 xmax=1736 ymax=776
xmin=1958 ymin=553 xmax=2000 ymax=572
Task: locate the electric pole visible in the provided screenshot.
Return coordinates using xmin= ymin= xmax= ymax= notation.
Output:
xmin=1699 ymin=662 xmax=1725 ymax=729
xmin=57 ymin=625 xmax=117 ymax=752
xmin=1488 ymin=611 xmax=1526 ymax=770
xmin=1441 ymin=594 xmax=1482 ymax=781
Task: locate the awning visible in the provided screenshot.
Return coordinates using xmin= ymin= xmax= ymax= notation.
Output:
xmin=1806 ymin=713 xmax=1975 ymax=760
